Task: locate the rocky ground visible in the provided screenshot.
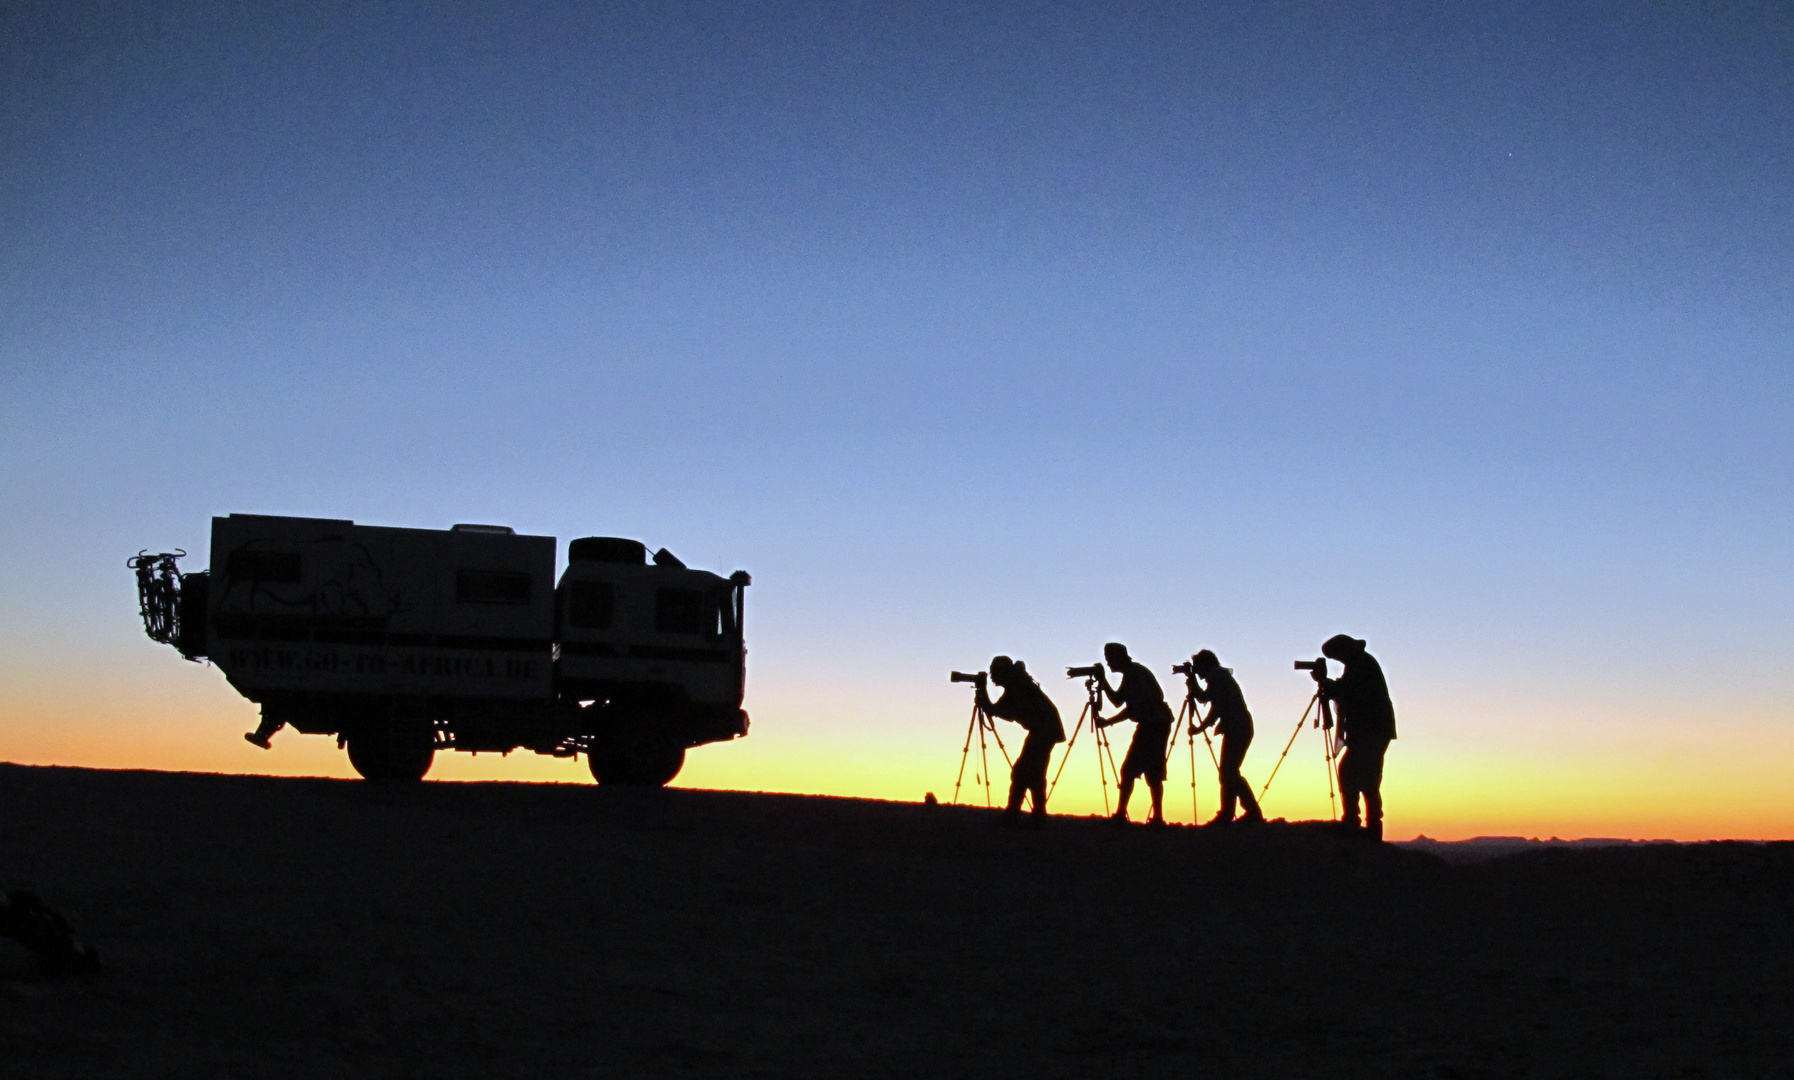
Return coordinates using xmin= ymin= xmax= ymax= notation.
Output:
xmin=2 ymin=762 xmax=1792 ymax=1079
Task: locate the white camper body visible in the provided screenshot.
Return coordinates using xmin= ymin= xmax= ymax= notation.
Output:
xmin=134 ymin=514 xmax=750 ymax=785
xmin=210 ymin=515 xmax=557 ymax=703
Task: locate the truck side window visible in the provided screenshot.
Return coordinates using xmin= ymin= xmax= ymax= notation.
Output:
xmin=567 ymin=581 xmax=614 ymax=629
xmin=655 ymin=588 xmax=716 ymax=636
xmin=456 ymin=570 xmax=532 ymax=604
xmin=226 ymin=550 xmax=302 ymax=582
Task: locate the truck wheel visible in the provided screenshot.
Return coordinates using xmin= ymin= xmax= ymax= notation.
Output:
xmin=587 ymin=729 xmax=685 ymax=787
xmin=345 ymin=721 xmax=435 ymax=781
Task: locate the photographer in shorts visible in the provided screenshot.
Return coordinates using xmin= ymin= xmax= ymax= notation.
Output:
xmin=977 ymin=656 xmax=1065 ymax=827
xmin=1187 ymin=649 xmax=1265 ymax=827
xmin=1093 ymin=642 xmax=1173 ymax=827
xmin=1309 ymin=634 xmax=1397 ymax=841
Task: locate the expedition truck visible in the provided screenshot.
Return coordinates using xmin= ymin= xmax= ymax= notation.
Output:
xmin=131 ymin=514 xmax=751 ymax=784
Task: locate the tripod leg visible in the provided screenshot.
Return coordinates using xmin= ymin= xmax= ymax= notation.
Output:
xmin=986 ymin=712 xmax=1014 ymax=769
xmin=1047 ymin=705 xmax=1087 ymax=801
xmin=978 ymin=707 xmax=992 ymax=807
xmin=1168 ymin=699 xmax=1189 ymax=770
xmin=1322 ymin=710 xmax=1339 ymax=821
xmin=951 ymin=703 xmax=981 ymax=806
xmin=1091 ymin=714 xmax=1115 ymax=817
xmin=1258 ymin=693 xmax=1317 ymax=802
xmin=1188 ymin=729 xmax=1199 ymax=824
xmin=1175 ymin=699 xmax=1196 ymax=823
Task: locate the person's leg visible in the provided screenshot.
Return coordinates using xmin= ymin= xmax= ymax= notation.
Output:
xmin=1338 ymin=746 xmax=1363 ymax=827
xmin=1114 ymin=729 xmax=1150 ymax=821
xmin=1003 ymin=734 xmax=1031 ymax=820
xmin=1004 ymin=766 xmax=1026 ymax=820
xmin=1140 ymin=726 xmax=1168 ymax=824
xmin=1214 ymin=735 xmax=1243 ymax=822
xmin=1027 ymin=745 xmax=1051 ymax=818
xmin=244 ymin=711 xmax=285 ymax=750
xmin=1230 ymin=732 xmax=1263 ymax=821
xmin=1014 ymin=736 xmax=1049 ymax=819
xmin=1363 ymin=740 xmax=1389 ymax=840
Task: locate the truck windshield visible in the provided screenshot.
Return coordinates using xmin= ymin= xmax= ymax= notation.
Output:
xmin=653 ymin=585 xmax=741 ymax=640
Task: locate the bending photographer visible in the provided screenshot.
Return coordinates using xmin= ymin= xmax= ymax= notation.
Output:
xmin=1309 ymin=634 xmax=1397 ymax=840
xmin=1094 ymin=642 xmax=1173 ymax=827
xmin=977 ymin=656 xmax=1065 ymax=827
xmin=1187 ymin=650 xmax=1265 ymax=827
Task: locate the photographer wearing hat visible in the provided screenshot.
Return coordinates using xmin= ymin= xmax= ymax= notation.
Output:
xmin=977 ymin=656 xmax=1066 ymax=827
xmin=1188 ymin=649 xmax=1265 ymax=827
xmin=1094 ymin=642 xmax=1173 ymax=827
xmin=1309 ymin=635 xmax=1397 ymax=840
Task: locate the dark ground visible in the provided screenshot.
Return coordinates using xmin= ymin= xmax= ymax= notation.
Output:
xmin=3 ymin=763 xmax=1792 ymax=1079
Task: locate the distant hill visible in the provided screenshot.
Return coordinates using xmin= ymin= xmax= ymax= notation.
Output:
xmin=1398 ymin=834 xmax=1686 ymax=863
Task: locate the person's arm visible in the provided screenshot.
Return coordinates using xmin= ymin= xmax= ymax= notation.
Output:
xmin=1315 ymin=672 xmax=1338 ymax=701
xmin=1187 ymin=676 xmax=1215 ymax=732
xmin=982 ymin=688 xmax=1020 ymax=724
xmin=1098 ymin=703 xmax=1135 ymax=728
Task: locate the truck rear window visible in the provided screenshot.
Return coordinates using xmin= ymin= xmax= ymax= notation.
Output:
xmin=456 ymin=570 xmax=532 ymax=605
xmin=226 ymin=550 xmax=302 ymax=582
xmin=567 ymin=581 xmax=614 ymax=629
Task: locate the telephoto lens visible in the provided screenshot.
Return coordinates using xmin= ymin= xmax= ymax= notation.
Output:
xmin=1066 ymin=664 xmax=1105 ymax=679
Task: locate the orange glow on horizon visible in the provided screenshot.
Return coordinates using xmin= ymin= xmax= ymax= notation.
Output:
xmin=4 ymin=660 xmax=1790 ymax=842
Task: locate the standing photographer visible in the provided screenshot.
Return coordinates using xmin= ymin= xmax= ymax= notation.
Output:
xmin=1188 ymin=649 xmax=1265 ymax=826
xmin=1310 ymin=634 xmax=1397 ymax=840
xmin=1094 ymin=642 xmax=1173 ymax=827
xmin=976 ymin=656 xmax=1065 ymax=827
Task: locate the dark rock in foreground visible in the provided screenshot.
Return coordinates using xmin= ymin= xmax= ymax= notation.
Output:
xmin=2 ymin=763 xmax=1791 ymax=1078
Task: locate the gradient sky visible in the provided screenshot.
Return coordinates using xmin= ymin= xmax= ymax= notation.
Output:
xmin=3 ymin=1 xmax=1791 ymax=839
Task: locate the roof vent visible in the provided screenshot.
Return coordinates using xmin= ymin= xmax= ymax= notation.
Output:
xmin=569 ymin=537 xmax=647 ymax=564
xmin=652 ymin=548 xmax=687 ymax=569
xmin=451 ymin=523 xmax=515 ymax=534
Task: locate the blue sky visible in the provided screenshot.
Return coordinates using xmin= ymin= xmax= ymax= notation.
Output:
xmin=3 ymin=2 xmax=1791 ymax=833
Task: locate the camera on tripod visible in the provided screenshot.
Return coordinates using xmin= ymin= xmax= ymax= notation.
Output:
xmin=950 ymin=670 xmax=987 ymax=689
xmin=1171 ymin=657 xmax=1199 ymax=677
xmin=1065 ymin=664 xmax=1104 ymax=679
xmin=1294 ymin=658 xmax=1326 ymax=675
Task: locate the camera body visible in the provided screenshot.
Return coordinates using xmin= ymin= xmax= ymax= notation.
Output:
xmin=1294 ymin=658 xmax=1326 ymax=676
xmin=950 ymin=670 xmax=988 ymax=689
xmin=1065 ymin=664 xmax=1105 ymax=679
xmin=1171 ymin=658 xmax=1197 ymax=677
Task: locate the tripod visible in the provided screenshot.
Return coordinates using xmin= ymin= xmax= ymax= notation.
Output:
xmin=1259 ymin=685 xmax=1339 ymax=819
xmin=1171 ymin=689 xmax=1221 ymax=823
xmin=1047 ymin=674 xmax=1121 ymax=814
xmin=950 ymin=684 xmax=1013 ymax=807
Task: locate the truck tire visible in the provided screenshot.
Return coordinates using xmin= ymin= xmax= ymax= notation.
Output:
xmin=345 ymin=721 xmax=436 ymax=782
xmin=587 ymin=728 xmax=685 ymax=787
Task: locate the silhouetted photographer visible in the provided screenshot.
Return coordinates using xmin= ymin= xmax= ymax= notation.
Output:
xmin=976 ymin=656 xmax=1065 ymax=827
xmin=1308 ymin=634 xmax=1397 ymax=841
xmin=1092 ymin=642 xmax=1173 ymax=826
xmin=1183 ymin=650 xmax=1264 ymax=826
